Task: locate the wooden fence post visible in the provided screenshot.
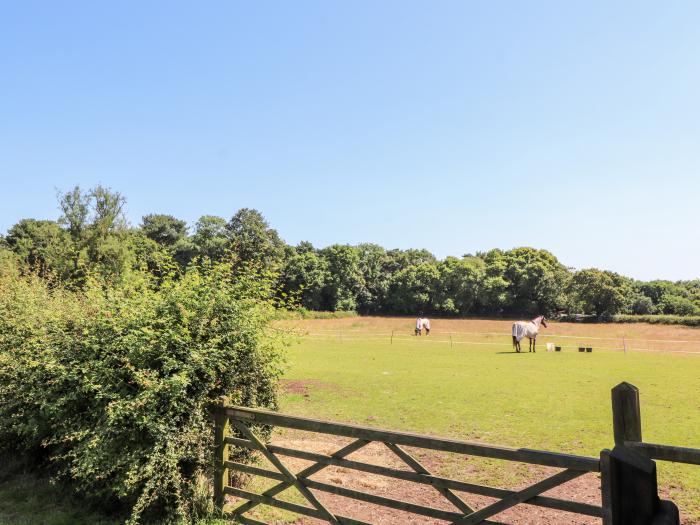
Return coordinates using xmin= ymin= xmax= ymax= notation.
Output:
xmin=611 ymin=382 xmax=642 ymax=446
xmin=213 ymin=396 xmax=230 ymax=510
xmin=600 ymin=449 xmax=613 ymax=525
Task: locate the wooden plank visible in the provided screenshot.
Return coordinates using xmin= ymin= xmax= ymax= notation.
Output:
xmin=385 ymin=442 xmax=474 ymax=514
xmin=216 ymin=406 xmax=600 ymax=471
xmin=230 ymin=419 xmax=341 ymax=524
xmin=226 ymin=436 xmax=254 ymax=449
xmin=224 ymin=486 xmax=371 ymax=525
xmin=611 ymin=382 xmax=642 ymax=446
xmin=226 ymin=439 xmax=602 ymax=517
xmin=451 ymin=469 xmax=584 ymax=525
xmin=224 ymin=460 xmax=286 ymax=481
xmin=625 ymin=441 xmax=700 ymax=465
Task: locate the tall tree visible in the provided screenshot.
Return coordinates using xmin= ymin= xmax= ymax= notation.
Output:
xmin=141 ymin=214 xmax=188 ymax=246
xmin=355 ymin=243 xmax=391 ymax=314
xmin=319 ymin=244 xmax=363 ymax=311
xmin=226 ymin=208 xmax=285 ymax=268
xmin=192 ymin=215 xmax=228 ymax=261
xmin=569 ymin=269 xmax=633 ymax=317
xmin=435 ymin=256 xmax=485 ymax=315
xmin=386 ymin=262 xmax=440 ymax=314
xmin=280 ymin=242 xmax=329 ymax=310
xmin=5 ymin=219 xmax=70 ymax=278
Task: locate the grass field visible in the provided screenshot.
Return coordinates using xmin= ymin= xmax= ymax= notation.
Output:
xmin=271 ymin=316 xmax=700 ymax=522
xmin=3 ymin=316 xmax=699 ymax=524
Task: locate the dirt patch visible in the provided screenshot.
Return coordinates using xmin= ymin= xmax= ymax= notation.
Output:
xmin=228 ymin=430 xmax=614 ymax=525
xmin=279 ymin=379 xmax=344 ymax=397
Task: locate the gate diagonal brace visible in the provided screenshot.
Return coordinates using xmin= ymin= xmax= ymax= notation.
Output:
xmin=230 ymin=419 xmax=341 ymax=524
xmin=450 ymin=468 xmax=584 ymax=525
xmin=229 ymin=420 xmax=369 ymax=521
xmin=385 ymin=442 xmax=474 ymax=514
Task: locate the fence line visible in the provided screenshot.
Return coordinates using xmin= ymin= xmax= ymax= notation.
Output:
xmin=307 ymin=328 xmax=700 ymax=344
xmin=299 ymin=332 xmax=700 ymax=354
xmin=302 ymin=334 xmax=630 ymax=351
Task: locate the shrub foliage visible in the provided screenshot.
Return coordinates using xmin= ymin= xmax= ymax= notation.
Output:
xmin=0 ymin=262 xmax=283 ymax=523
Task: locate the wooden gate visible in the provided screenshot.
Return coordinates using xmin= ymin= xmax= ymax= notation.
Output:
xmin=211 ymin=404 xmax=603 ymax=524
xmin=211 ymin=382 xmax=700 ymax=524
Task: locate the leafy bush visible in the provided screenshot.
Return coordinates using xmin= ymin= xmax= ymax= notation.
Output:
xmin=0 ymin=262 xmax=284 ymax=523
xmin=612 ymin=314 xmax=700 ymax=327
xmin=272 ymin=308 xmax=357 ymax=320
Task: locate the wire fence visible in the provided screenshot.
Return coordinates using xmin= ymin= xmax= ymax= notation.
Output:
xmin=294 ymin=329 xmax=700 ymax=354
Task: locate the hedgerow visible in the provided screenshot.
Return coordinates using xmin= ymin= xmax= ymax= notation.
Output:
xmin=612 ymin=314 xmax=700 ymax=327
xmin=272 ymin=308 xmax=358 ymax=320
xmin=0 ymin=261 xmax=284 ymax=523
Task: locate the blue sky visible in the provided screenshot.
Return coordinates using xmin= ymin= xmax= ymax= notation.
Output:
xmin=1 ymin=1 xmax=699 ymax=280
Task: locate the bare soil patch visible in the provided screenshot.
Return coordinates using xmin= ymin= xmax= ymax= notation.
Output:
xmin=280 ymin=379 xmax=344 ymax=397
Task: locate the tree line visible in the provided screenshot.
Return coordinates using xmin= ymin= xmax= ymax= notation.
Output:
xmin=2 ymin=185 xmax=699 ymax=318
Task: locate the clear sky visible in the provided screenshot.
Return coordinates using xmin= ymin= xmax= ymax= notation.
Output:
xmin=1 ymin=1 xmax=699 ymax=281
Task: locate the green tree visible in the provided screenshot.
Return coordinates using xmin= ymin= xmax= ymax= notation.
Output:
xmin=386 ymin=262 xmax=440 ymax=314
xmin=498 ymin=247 xmax=569 ymax=315
xmin=54 ymin=186 xmax=131 ymax=284
xmin=280 ymin=243 xmax=329 ymax=310
xmin=384 ymin=248 xmax=436 ymax=273
xmin=192 ymin=215 xmax=228 ymax=261
xmin=226 ymin=209 xmax=285 ymax=268
xmin=57 ymin=186 xmax=91 ymax=276
xmin=355 ymin=243 xmax=392 ymax=314
xmin=658 ymin=294 xmax=699 ymax=316
xmin=435 ymin=256 xmax=485 ymax=315
xmin=476 ymin=249 xmax=512 ymax=315
xmin=141 ymin=214 xmax=188 ymax=246
xmin=5 ymin=219 xmax=71 ymax=279
xmin=569 ymin=269 xmax=633 ymax=317
xmin=319 ymin=244 xmax=363 ymax=311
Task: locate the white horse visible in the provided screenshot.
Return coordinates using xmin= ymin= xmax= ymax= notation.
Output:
xmin=512 ymin=315 xmax=547 ymax=353
xmin=415 ymin=317 xmax=431 ymax=335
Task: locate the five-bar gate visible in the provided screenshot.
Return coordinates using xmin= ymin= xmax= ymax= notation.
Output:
xmin=212 ymin=406 xmax=604 ymax=524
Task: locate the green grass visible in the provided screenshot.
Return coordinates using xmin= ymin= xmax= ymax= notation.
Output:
xmin=0 ymin=459 xmax=230 ymax=525
xmin=0 ymin=466 xmax=121 ymax=525
xmin=4 ymin=322 xmax=698 ymax=523
xmin=279 ymin=334 xmax=700 ymax=518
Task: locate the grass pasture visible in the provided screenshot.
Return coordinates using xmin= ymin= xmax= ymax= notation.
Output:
xmin=269 ymin=316 xmax=700 ymax=522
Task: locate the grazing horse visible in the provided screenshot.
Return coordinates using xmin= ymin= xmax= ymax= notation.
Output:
xmin=512 ymin=315 xmax=547 ymax=353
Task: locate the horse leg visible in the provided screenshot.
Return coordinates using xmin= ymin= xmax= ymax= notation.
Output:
xmin=532 ymin=338 xmax=536 ymax=353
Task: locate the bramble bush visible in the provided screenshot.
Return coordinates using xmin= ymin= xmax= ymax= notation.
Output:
xmin=0 ymin=261 xmax=284 ymax=523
